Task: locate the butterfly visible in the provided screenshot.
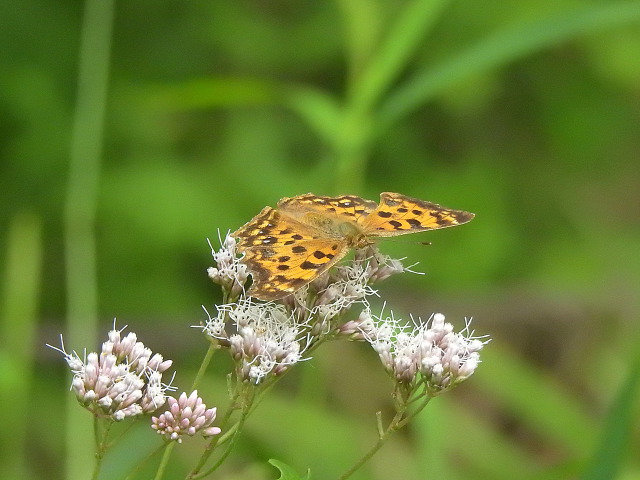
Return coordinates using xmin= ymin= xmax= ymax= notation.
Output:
xmin=232 ymin=192 xmax=474 ymax=300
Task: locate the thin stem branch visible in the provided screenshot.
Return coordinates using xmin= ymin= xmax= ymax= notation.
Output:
xmin=337 ymin=410 xmax=404 ymax=480
xmin=191 ymin=342 xmax=219 ymax=392
xmin=337 ymin=394 xmax=432 ymax=480
xmin=92 ymin=418 xmax=113 ymax=480
xmin=126 ymin=442 xmax=168 ymax=480
xmin=153 ymin=442 xmax=176 ymax=480
xmin=187 ymin=386 xmax=255 ymax=479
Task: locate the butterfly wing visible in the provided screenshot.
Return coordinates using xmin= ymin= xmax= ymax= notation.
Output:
xmin=277 ymin=193 xmax=378 ymax=224
xmin=360 ymin=192 xmax=474 ymax=237
xmin=232 ymin=206 xmax=349 ymax=300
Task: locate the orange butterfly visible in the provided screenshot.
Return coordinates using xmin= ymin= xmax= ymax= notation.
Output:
xmin=232 ymin=193 xmax=474 ymax=300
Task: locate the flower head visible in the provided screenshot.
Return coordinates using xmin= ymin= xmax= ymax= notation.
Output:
xmin=360 ymin=310 xmax=487 ymax=393
xmin=204 ymin=298 xmax=306 ymax=383
xmin=207 ymin=232 xmax=249 ymax=299
xmin=49 ymin=325 xmax=175 ymax=420
xmin=151 ymin=391 xmax=221 ymax=443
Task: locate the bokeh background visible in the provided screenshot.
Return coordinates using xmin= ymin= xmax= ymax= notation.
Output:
xmin=2 ymin=1 xmax=640 ymax=479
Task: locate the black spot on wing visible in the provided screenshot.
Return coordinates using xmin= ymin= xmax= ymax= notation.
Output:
xmin=301 ymin=260 xmax=321 ymax=270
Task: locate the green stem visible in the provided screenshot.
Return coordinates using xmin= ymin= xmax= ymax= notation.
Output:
xmin=92 ymin=418 xmax=113 ymax=480
xmin=153 ymin=442 xmax=176 ymax=480
xmin=152 ymin=342 xmax=219 ymax=479
xmin=0 ymin=213 xmax=42 ymax=480
xmin=65 ymin=0 xmax=114 ymax=478
xmin=333 ymin=0 xmax=449 ymax=194
xmin=337 ymin=410 xmax=404 ymax=480
xmin=190 ymin=415 xmax=245 ymax=479
xmin=186 ymin=386 xmax=255 ymax=479
xmin=126 ymin=442 xmax=168 ymax=480
xmin=347 ymin=0 xmax=449 ymax=115
xmin=333 ymin=121 xmax=370 ymax=194
xmin=191 ymin=342 xmax=219 ymax=391
xmin=337 ymin=394 xmax=432 ymax=480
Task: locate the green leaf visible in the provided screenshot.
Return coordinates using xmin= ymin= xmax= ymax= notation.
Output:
xmin=476 ymin=346 xmax=597 ymax=456
xmin=347 ymin=0 xmax=450 ymax=114
xmin=269 ymin=459 xmax=311 ymax=480
xmin=283 ymin=86 xmax=343 ymax=147
xmin=377 ymin=1 xmax=640 ymax=130
xmin=581 ymin=347 xmax=640 ymax=480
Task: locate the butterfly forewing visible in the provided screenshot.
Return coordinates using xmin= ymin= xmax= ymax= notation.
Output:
xmin=278 ymin=193 xmax=378 ymax=224
xmin=360 ymin=192 xmax=475 ymax=237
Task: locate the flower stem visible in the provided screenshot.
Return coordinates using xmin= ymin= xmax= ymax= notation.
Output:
xmin=337 ymin=411 xmax=403 ymax=480
xmin=191 ymin=342 xmax=219 ymax=391
xmin=186 ymin=386 xmax=254 ymax=479
xmin=126 ymin=442 xmax=168 ymax=480
xmin=338 ymin=394 xmax=431 ymax=480
xmin=91 ymin=418 xmax=112 ymax=480
xmin=190 ymin=414 xmax=245 ymax=479
xmin=153 ymin=442 xmax=176 ymax=480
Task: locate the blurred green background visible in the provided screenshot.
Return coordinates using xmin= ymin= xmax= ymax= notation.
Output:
xmin=2 ymin=0 xmax=640 ymax=479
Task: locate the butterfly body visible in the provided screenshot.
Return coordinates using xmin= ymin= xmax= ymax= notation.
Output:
xmin=232 ymin=192 xmax=474 ymax=300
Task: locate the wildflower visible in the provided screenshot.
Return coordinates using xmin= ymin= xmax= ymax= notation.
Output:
xmin=204 ymin=298 xmax=305 ymax=383
xmin=359 ymin=310 xmax=487 ymax=393
xmin=151 ymin=391 xmax=221 ymax=443
xmin=207 ymin=232 xmax=249 ymax=298
xmin=49 ymin=325 xmax=174 ymax=420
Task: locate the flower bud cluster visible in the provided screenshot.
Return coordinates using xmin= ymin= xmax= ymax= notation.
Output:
xmin=151 ymin=390 xmax=221 ymax=443
xmin=51 ymin=326 xmax=174 ymax=421
xmin=360 ymin=311 xmax=486 ymax=393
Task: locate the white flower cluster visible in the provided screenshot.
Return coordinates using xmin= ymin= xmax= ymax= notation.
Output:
xmin=204 ymin=299 xmax=305 ymax=383
xmin=51 ymin=326 xmax=174 ymax=421
xmin=151 ymin=390 xmax=221 ymax=443
xmin=207 ymin=233 xmax=249 ymax=299
xmin=288 ymin=245 xmax=407 ymax=336
xmin=359 ymin=311 xmax=486 ymax=392
xmin=204 ymin=234 xmax=485 ymax=391
xmin=203 ymin=237 xmax=412 ymax=383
